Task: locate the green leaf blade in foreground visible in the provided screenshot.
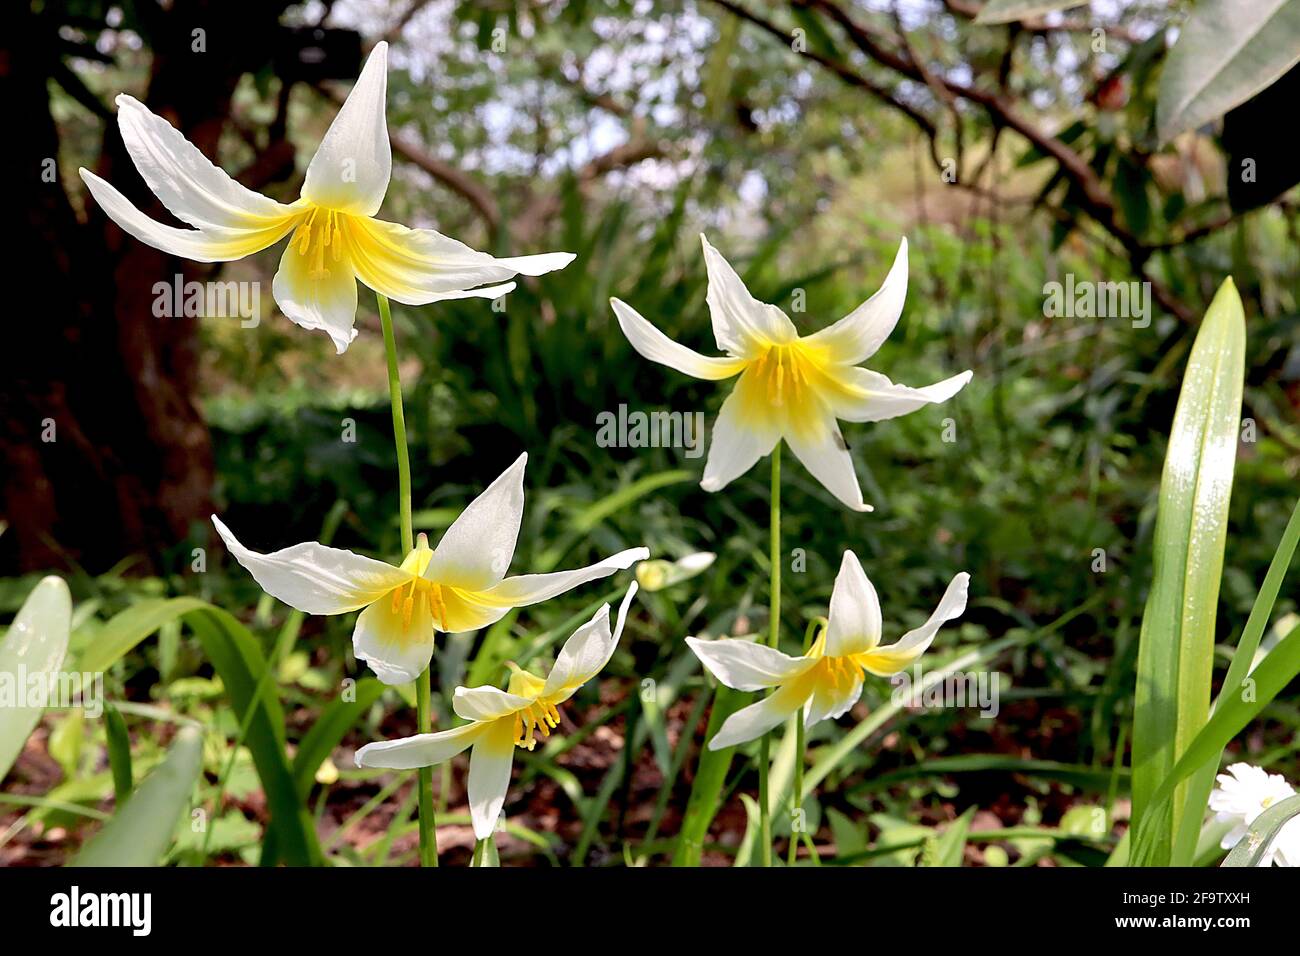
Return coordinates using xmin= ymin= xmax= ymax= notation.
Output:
xmin=1157 ymin=0 xmax=1300 ymax=144
xmin=1221 ymin=794 xmax=1300 ymax=867
xmin=73 ymin=726 xmax=203 ymax=867
xmin=0 ymin=576 xmax=72 ymax=781
xmin=1131 ymin=277 xmax=1246 ymax=867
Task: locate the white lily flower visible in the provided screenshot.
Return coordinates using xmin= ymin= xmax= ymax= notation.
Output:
xmin=212 ymin=453 xmax=648 ymax=685
xmin=611 ymin=236 xmax=971 ymax=511
xmin=687 ymin=551 xmax=968 ymax=749
xmin=78 ymin=42 xmax=575 ymax=353
xmin=1209 ymin=763 xmax=1300 ymax=866
xmin=356 ymin=583 xmax=638 ymax=839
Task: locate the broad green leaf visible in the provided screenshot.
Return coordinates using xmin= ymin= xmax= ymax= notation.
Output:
xmin=974 ymin=0 xmax=1088 ymax=25
xmin=0 ymin=576 xmax=72 ymax=781
xmin=105 ymin=704 xmax=134 ymax=804
xmin=672 ymin=684 xmax=746 ymax=866
xmin=73 ymin=726 xmax=202 ymax=866
xmin=1221 ymin=794 xmax=1300 ymax=867
xmin=1131 ymin=278 xmax=1245 ymax=867
xmin=924 ymin=806 xmax=976 ymax=867
xmin=77 ymin=596 xmax=208 ymax=674
xmin=1157 ymin=0 xmax=1300 ymax=144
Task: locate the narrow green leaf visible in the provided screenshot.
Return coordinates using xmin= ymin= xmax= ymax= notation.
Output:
xmin=925 ymin=806 xmax=976 ymax=867
xmin=1221 ymin=794 xmax=1300 ymax=867
xmin=672 ymin=685 xmax=745 ymax=866
xmin=77 ymin=597 xmax=208 ymax=674
xmin=73 ymin=726 xmax=202 ymax=867
xmin=291 ymin=678 xmax=385 ymax=796
xmin=104 ymin=704 xmax=134 ymax=805
xmin=1131 ymin=277 xmax=1245 ymax=867
xmin=0 ymin=576 xmax=72 ymax=781
xmin=1157 ymin=0 xmax=1300 ymax=144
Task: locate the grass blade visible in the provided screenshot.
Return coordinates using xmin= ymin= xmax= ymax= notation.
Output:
xmin=1220 ymin=794 xmax=1300 ymax=867
xmin=104 ymin=703 xmax=134 ymax=805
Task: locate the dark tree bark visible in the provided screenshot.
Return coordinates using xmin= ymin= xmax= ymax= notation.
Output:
xmin=0 ymin=1 xmax=290 ymax=574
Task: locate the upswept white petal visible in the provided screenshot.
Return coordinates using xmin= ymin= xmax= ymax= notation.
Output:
xmin=783 ymin=413 xmax=872 ymax=512
xmin=476 ymin=547 xmax=650 ymax=608
xmin=825 ymin=550 xmax=882 ymax=657
xmin=425 ymin=453 xmax=527 ymax=590
xmin=272 ymin=238 xmax=359 ymax=353
xmin=114 ymin=94 xmax=295 ymax=230
xmin=468 ymin=718 xmax=517 ymax=839
xmin=349 ymin=217 xmax=573 ymax=305
xmin=354 ymin=721 xmax=486 ymax=770
xmin=610 ymin=298 xmax=748 ymax=381
xmin=79 ymin=170 xmax=297 ymax=263
xmin=302 ymin=42 xmax=392 ymax=216
xmin=708 ymin=678 xmax=812 ymax=750
xmin=830 ymin=368 xmax=973 ymax=423
xmin=803 ymin=239 xmax=908 ymax=363
xmin=685 ymin=636 xmax=813 ymax=692
xmin=700 ymin=234 xmax=797 ymax=353
xmin=352 ymin=596 xmax=435 ymax=685
xmin=699 ymin=375 xmax=781 ymax=492
xmin=453 ymin=686 xmax=533 ymax=722
xmin=803 ymin=671 xmax=864 ymax=727
xmin=211 ymin=515 xmax=408 ymax=614
xmin=541 ymin=583 xmax=638 ymax=702
xmin=860 ymin=572 xmax=970 ymax=675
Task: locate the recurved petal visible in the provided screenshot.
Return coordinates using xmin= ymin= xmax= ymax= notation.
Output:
xmin=453 ymin=686 xmax=533 ymax=722
xmin=610 ymin=298 xmax=748 ymax=381
xmin=783 ymin=413 xmax=873 ymax=513
xmin=475 ymin=547 xmax=649 ymax=609
xmin=352 ymin=593 xmax=435 ymax=685
xmin=425 ymin=453 xmax=526 ymax=591
xmin=699 ymin=374 xmax=782 ymax=493
xmin=114 ymin=94 xmax=296 ymax=230
xmin=829 ymin=367 xmax=973 ymax=423
xmin=825 ymin=550 xmax=882 ymax=657
xmin=211 ymin=515 xmax=409 ymax=614
xmin=707 ymin=678 xmax=813 ymax=750
xmin=355 ymin=721 xmax=487 ymax=770
xmin=272 ymin=234 xmax=359 ymax=353
xmin=541 ymin=583 xmax=638 ymax=703
xmin=802 ymin=239 xmax=908 ymax=364
xmin=700 ymin=234 xmax=797 ymax=354
xmin=79 ymin=170 xmax=298 ymax=263
xmin=685 ymin=636 xmax=812 ymax=692
xmin=803 ymin=671 xmax=864 ymax=728
xmin=859 ymin=572 xmax=970 ymax=676
xmin=468 ymin=717 xmax=517 ymax=840
xmin=302 ymin=42 xmax=392 ymax=216
xmin=349 ymin=216 xmax=573 ymax=304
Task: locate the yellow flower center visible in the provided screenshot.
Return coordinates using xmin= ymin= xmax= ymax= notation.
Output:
xmin=291 ymin=206 xmax=348 ymax=280
xmin=750 ymin=343 xmax=813 ymax=407
xmin=512 ymin=699 xmax=562 ymax=750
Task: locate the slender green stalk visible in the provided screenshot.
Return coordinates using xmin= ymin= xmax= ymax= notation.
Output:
xmin=378 ymin=292 xmax=438 ymax=868
xmin=758 ymin=446 xmax=782 ymax=867
xmin=472 ymin=838 xmax=486 ymax=867
xmin=787 ymin=711 xmax=804 ymax=866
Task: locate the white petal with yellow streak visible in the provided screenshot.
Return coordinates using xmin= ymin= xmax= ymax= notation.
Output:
xmin=825 ymin=550 xmax=882 ymax=657
xmin=453 ymin=686 xmax=532 ymax=722
xmin=302 ymin=42 xmax=392 ymax=216
xmin=783 ymin=410 xmax=872 ymax=513
xmin=211 ymin=515 xmax=409 ymax=614
xmin=272 ymin=231 xmax=359 ymax=354
xmin=79 ymin=170 xmax=297 ymax=263
xmin=354 ymin=721 xmax=487 ymax=770
xmin=114 ymin=94 xmax=297 ymax=230
xmin=830 ymin=367 xmax=972 ymax=423
xmin=699 ymin=373 xmax=781 ymax=493
xmin=859 ymin=572 xmax=970 ymax=676
xmin=541 ymin=583 xmax=638 ymax=703
xmin=802 ymin=239 xmax=908 ymax=364
xmin=475 ymin=547 xmax=649 ymax=608
xmin=349 ymin=217 xmax=573 ymax=304
xmin=803 ymin=670 xmax=864 ymax=727
xmin=685 ymin=636 xmax=813 ymax=692
xmin=352 ymin=587 xmax=435 ymax=685
xmin=468 ymin=717 xmax=517 ymax=839
xmin=424 ymin=453 xmax=526 ymax=591
xmin=708 ymin=675 xmax=815 ymax=750
xmin=610 ymin=298 xmax=748 ymax=381
xmin=700 ymin=234 xmax=797 ymax=354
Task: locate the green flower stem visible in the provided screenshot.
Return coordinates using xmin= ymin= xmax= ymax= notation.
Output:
xmin=378 ymin=292 xmax=438 ymax=868
xmin=788 ymin=712 xmax=804 ymax=866
xmin=758 ymin=445 xmax=782 ymax=867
